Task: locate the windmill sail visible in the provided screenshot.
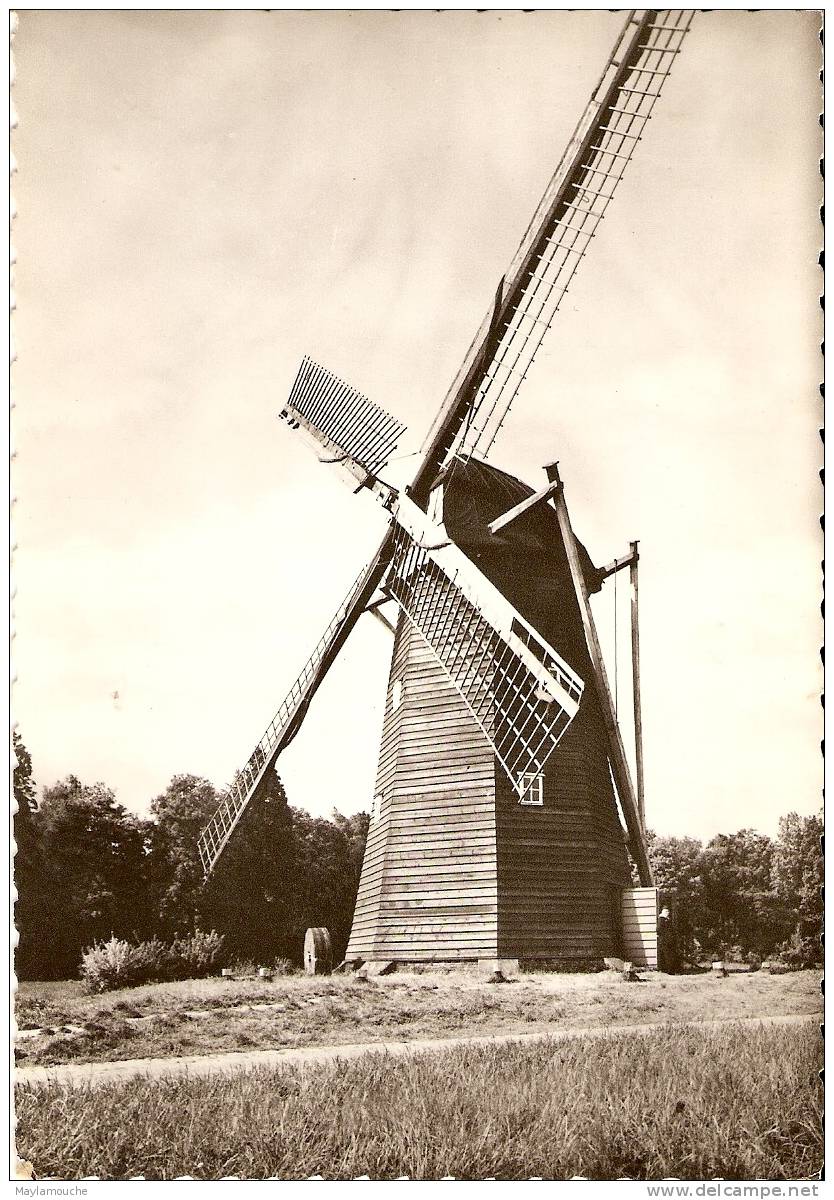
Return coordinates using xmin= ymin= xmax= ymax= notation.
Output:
xmin=198 ymin=11 xmax=694 ymax=885
xmin=199 ymin=490 xmax=586 ymax=875
xmin=386 ymin=517 xmax=583 ymax=790
xmin=421 ymin=10 xmax=695 ymax=467
xmin=281 ymin=356 xmax=405 ymax=479
xmin=198 ymin=544 xmax=393 ymax=877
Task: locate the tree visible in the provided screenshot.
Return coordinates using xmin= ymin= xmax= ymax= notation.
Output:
xmin=202 ymin=770 xmax=297 ymax=963
xmin=147 ymin=774 xmax=220 ymax=936
xmin=773 ymin=810 xmax=823 ymax=966
xmin=648 ymin=832 xmax=705 ymax=964
xmin=699 ymin=829 xmax=789 ymax=959
xmin=333 ymin=809 xmax=370 ymax=894
xmin=36 ymin=776 xmax=151 ymax=977
xmin=13 ymin=732 xmax=45 ymax=978
xmin=648 ymin=826 xmax=797 ymax=964
xmin=286 ymin=807 xmax=370 ymax=963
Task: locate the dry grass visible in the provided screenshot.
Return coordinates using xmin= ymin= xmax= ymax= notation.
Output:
xmin=15 ymin=969 xmax=822 ymax=1069
xmin=15 ymin=1021 xmax=822 ymax=1180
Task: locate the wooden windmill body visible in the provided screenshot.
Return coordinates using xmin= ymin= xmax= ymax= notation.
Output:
xmin=197 ymin=10 xmax=695 ymax=970
xmin=347 ymin=458 xmax=633 ymax=966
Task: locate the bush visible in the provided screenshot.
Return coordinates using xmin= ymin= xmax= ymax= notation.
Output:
xmin=80 ymin=931 xmax=226 ymax=992
xmin=272 ymin=956 xmax=296 ymax=976
xmin=80 ymin=937 xmax=152 ymax=993
xmin=228 ymin=959 xmax=258 ymax=978
xmin=720 ymin=944 xmax=763 ymax=965
xmin=777 ymin=929 xmax=822 ymax=970
xmin=170 ymin=930 xmax=225 ymax=979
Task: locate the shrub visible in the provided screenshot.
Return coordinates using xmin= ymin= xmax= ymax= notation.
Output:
xmin=777 ymin=930 xmax=822 ymax=970
xmin=170 ymin=930 xmax=225 ymax=980
xmin=129 ymin=936 xmax=170 ymax=979
xmin=229 ymin=959 xmax=257 ymax=978
xmin=272 ymin=956 xmax=296 ymax=976
xmin=80 ymin=931 xmax=226 ymax=992
xmin=80 ymin=937 xmax=151 ymax=993
xmin=721 ymin=944 xmax=763 ymax=965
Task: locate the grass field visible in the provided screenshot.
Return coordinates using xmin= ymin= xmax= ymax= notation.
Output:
xmin=15 ymin=1021 xmax=822 ymax=1180
xmin=14 ymin=968 xmax=822 ymax=1069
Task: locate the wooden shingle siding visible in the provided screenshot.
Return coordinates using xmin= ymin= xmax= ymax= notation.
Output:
xmin=346 ymin=616 xmax=498 ymax=962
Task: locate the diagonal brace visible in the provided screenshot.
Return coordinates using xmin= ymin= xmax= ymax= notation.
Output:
xmin=487 ymin=479 xmax=562 ymax=536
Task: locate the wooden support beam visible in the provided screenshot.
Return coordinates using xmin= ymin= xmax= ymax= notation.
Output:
xmin=545 ymin=463 xmax=652 ymax=886
xmin=364 ymin=595 xmax=397 ymax=635
xmin=599 ymin=548 xmax=638 ymax=581
xmin=629 ymin=541 xmax=645 ymax=833
xmin=369 ymin=607 xmax=396 ymax=635
xmin=487 ymin=479 xmax=561 ymax=536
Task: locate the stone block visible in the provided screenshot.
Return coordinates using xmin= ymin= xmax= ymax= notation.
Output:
xmin=358 ymin=960 xmax=397 ymax=978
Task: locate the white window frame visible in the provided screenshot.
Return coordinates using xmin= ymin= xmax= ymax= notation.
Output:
xmin=391 ymin=678 xmax=404 ymax=711
xmin=518 ymin=771 xmax=544 ymax=806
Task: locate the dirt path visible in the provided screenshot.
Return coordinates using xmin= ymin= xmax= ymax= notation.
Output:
xmin=16 ymin=1012 xmax=818 ymax=1091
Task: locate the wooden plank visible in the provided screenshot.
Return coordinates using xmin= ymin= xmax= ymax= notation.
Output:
xmin=382 ymin=865 xmax=496 ymax=882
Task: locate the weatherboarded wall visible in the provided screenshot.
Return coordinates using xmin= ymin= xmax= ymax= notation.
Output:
xmin=346 ymin=614 xmax=498 ymax=962
xmin=494 ymin=688 xmax=631 ymax=963
xmin=449 ymin=457 xmax=633 ymax=963
xmin=621 ymin=886 xmax=659 ymax=968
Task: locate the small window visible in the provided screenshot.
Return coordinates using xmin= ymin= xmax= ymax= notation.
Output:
xmin=518 ymin=772 xmax=544 ymax=806
xmin=391 ymin=678 xmax=404 ymax=711
xmin=371 ymin=793 xmax=383 ymax=822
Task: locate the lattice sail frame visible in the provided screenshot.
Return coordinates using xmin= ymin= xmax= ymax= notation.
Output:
xmin=197 ymin=560 xmax=382 ymax=876
xmin=282 ymin=355 xmax=405 ymax=476
xmin=448 ymin=10 xmax=695 ymax=459
xmin=387 ymin=506 xmax=583 ymax=791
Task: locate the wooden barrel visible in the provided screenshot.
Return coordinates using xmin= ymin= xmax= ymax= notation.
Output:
xmin=304 ymin=927 xmax=332 ymax=976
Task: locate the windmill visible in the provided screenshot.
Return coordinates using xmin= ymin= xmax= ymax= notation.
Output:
xmin=198 ymin=10 xmax=694 ymax=971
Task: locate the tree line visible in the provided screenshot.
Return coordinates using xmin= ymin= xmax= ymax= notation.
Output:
xmin=13 ymin=732 xmax=821 ymax=980
xmin=649 ymin=818 xmax=822 ymax=968
xmin=13 ymin=733 xmax=368 ymax=980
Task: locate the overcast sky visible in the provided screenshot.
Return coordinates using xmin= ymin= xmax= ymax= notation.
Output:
xmin=13 ymin=10 xmax=821 ymax=841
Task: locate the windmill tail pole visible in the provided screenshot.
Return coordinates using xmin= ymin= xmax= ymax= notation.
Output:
xmin=630 ymin=540 xmax=646 ymax=834
xmin=545 ymin=463 xmax=653 ymax=886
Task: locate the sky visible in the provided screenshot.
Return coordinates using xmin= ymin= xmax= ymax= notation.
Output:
xmin=12 ymin=10 xmax=822 ymax=842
